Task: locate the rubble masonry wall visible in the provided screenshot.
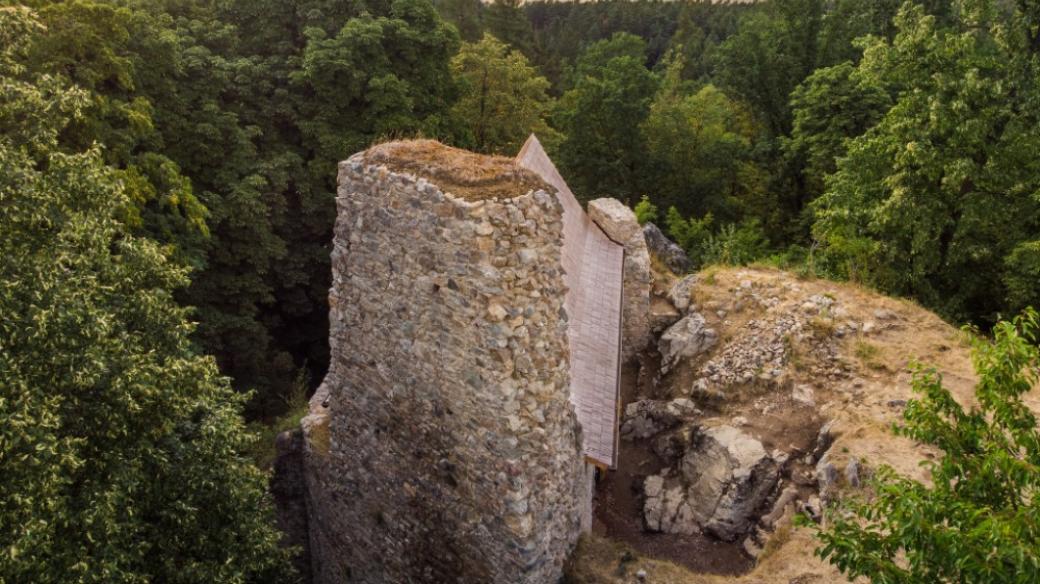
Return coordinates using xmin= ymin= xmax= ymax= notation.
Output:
xmin=302 ymin=153 xmax=587 ymax=583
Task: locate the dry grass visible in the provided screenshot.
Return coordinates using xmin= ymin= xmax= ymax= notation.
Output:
xmin=363 ymin=139 xmax=552 ymax=201
xmin=853 ymin=340 xmax=887 ymax=371
xmin=574 ymin=265 xmax=1026 ymax=584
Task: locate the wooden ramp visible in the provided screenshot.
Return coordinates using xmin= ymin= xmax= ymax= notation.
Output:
xmin=516 ymin=135 xmax=623 ymax=469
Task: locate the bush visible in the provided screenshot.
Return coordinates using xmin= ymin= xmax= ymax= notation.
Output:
xmin=633 ymin=195 xmax=659 ymax=225
xmin=809 ymin=309 xmax=1040 ymax=582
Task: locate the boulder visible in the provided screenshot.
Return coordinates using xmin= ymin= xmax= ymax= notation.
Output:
xmin=588 ymin=198 xmax=642 ymax=243
xmin=680 ymin=425 xmax=780 ymax=541
xmin=620 ymin=399 xmax=700 ymax=440
xmin=667 ymin=275 xmax=698 ymax=314
xmin=589 ymin=198 xmax=652 ymax=361
xmin=643 ymin=475 xmax=699 ymax=535
xmin=649 ymin=297 xmax=682 ymax=333
xmin=659 ymin=313 xmax=718 ymax=374
xmin=643 ymin=222 xmax=691 ymax=273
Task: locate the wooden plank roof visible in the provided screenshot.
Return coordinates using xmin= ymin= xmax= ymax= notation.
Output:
xmin=516 ymin=135 xmax=623 ymax=469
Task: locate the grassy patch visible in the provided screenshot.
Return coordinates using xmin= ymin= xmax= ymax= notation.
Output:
xmin=783 ymin=333 xmax=809 ymax=372
xmin=247 ymin=383 xmax=310 ymax=469
xmin=854 ymin=340 xmax=887 ymax=371
xmin=808 ymin=314 xmax=836 ymax=337
xmin=759 ymin=518 xmax=794 ymax=563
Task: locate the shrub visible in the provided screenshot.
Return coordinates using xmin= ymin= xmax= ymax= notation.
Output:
xmin=809 ymin=309 xmax=1040 ymax=582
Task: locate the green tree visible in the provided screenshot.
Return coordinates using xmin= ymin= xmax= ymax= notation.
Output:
xmin=433 ymin=0 xmax=483 ymax=41
xmin=785 ymin=61 xmax=890 ymax=199
xmin=643 ymin=59 xmax=766 ymax=222
xmin=714 ymin=0 xmax=826 ymax=138
xmin=633 ymin=195 xmax=658 ymax=225
xmin=451 ymin=33 xmax=556 ymax=154
xmin=812 ymin=1 xmax=1040 ymax=324
xmin=483 ymin=0 xmax=534 ymax=56
xmin=24 ymin=0 xmax=209 ymax=265
xmin=554 ymin=32 xmax=658 ymax=203
xmin=811 ymin=309 xmax=1040 ymax=583
xmin=23 ymin=0 xmax=298 ymax=414
xmin=0 ymin=8 xmax=291 ymax=581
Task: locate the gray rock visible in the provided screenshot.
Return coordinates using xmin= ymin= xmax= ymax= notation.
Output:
xmin=874 ymin=309 xmax=897 ymax=321
xmin=802 ymin=495 xmax=823 ymax=523
xmin=588 ymin=198 xmax=641 ymax=243
xmin=668 ymin=275 xmax=698 ymax=314
xmin=643 ymin=475 xmax=699 ymax=535
xmin=680 ymin=425 xmax=780 ymax=541
xmin=762 ymin=485 xmax=799 ymax=528
xmin=816 ymin=461 xmax=838 ymax=495
xmin=621 ymin=399 xmax=700 ymax=440
xmin=659 ymin=313 xmax=718 ymax=374
xmin=812 ymin=420 xmax=836 ymax=462
xmin=845 ymin=457 xmax=861 ymax=488
xmin=643 ymin=222 xmax=691 ymax=273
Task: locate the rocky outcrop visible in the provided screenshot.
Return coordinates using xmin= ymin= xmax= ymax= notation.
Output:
xmin=643 ymin=222 xmax=691 ymax=273
xmin=642 ymin=425 xmax=780 ymax=541
xmin=668 ymin=275 xmax=698 ymax=314
xmin=659 ymin=313 xmax=718 ymax=374
xmin=683 ymin=426 xmax=780 ymax=541
xmin=620 ymin=398 xmax=699 ymax=440
xmin=589 ymin=198 xmax=652 ymax=361
xmin=643 ymin=475 xmax=699 ymax=535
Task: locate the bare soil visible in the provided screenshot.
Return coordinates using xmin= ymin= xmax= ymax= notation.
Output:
xmin=363 ymin=140 xmax=552 ymax=201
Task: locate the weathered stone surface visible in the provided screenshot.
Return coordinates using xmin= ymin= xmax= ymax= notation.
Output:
xmin=762 ymin=485 xmax=800 ymax=528
xmin=680 ymin=425 xmax=780 ymax=541
xmin=643 ymin=222 xmax=691 ymax=273
xmin=659 ymin=313 xmax=718 ymax=374
xmin=620 ymin=399 xmax=700 ymax=440
xmin=300 ymin=152 xmax=587 ymax=584
xmin=643 ymin=475 xmax=699 ymax=535
xmin=668 ymin=275 xmax=698 ymax=314
xmin=845 ymin=457 xmax=862 ymax=488
xmin=589 ymin=198 xmax=652 ymax=361
xmin=588 ymin=197 xmax=642 ymax=243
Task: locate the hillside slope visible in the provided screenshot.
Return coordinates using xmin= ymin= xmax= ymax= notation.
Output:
xmin=572 ymin=265 xmax=1034 ymax=584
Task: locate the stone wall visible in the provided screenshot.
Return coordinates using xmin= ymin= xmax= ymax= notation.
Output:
xmin=300 ymin=144 xmax=587 ymax=583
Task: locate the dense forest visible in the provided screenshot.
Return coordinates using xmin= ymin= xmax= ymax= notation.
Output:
xmin=2 ymin=0 xmax=1040 ymax=580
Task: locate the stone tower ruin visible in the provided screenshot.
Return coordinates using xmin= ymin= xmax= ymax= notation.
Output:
xmin=295 ymin=137 xmax=606 ymax=583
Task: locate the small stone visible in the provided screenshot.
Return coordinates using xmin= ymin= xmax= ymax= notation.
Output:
xmin=802 ymin=495 xmax=823 ymax=523
xmin=487 ymin=304 xmax=508 ymax=321
xmin=874 ymin=309 xmax=897 ymax=321
xmin=517 ymin=249 xmax=537 ymax=264
xmin=792 ymin=385 xmax=815 ymax=407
